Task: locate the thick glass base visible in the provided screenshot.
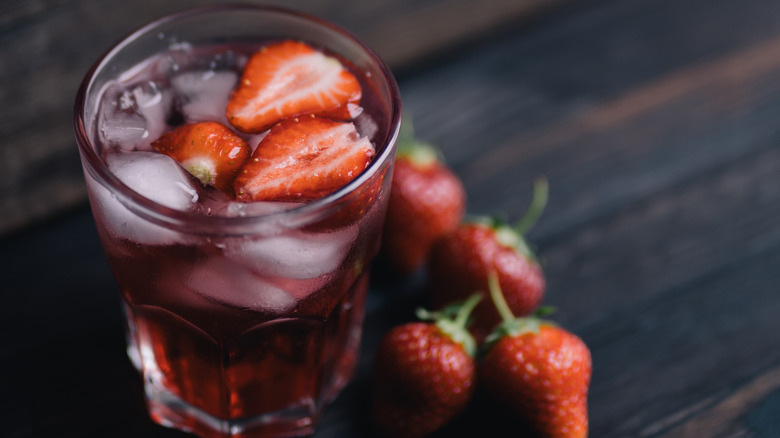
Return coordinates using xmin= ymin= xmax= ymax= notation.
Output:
xmin=123 ymin=273 xmax=369 ymax=438
xmin=146 ymin=381 xmax=318 ymax=438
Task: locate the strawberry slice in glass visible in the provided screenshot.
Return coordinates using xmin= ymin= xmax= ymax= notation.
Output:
xmin=226 ymin=40 xmax=362 ymax=133
xmin=234 ymin=115 xmax=375 ymax=202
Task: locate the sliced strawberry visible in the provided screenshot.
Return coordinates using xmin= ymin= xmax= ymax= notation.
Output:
xmin=152 ymin=121 xmax=251 ymax=195
xmin=226 ymin=40 xmax=362 ymax=133
xmin=234 ymin=116 xmax=375 ymax=202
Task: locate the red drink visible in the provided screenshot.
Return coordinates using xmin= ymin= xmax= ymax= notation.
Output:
xmin=74 ymin=6 xmax=400 ymax=438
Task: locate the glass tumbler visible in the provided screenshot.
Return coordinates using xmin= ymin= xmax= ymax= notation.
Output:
xmin=73 ymin=5 xmax=401 ymax=437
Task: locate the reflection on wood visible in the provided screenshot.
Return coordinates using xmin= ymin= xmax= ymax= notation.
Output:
xmin=659 ymin=366 xmax=780 ymax=437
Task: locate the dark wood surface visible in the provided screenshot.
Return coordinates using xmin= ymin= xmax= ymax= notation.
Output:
xmin=3 ymin=0 xmax=780 ymax=437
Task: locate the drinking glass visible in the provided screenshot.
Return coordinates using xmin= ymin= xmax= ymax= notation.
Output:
xmin=73 ymin=5 xmax=401 ymax=437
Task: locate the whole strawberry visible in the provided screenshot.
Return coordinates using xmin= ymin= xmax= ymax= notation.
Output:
xmin=428 ymin=178 xmax=547 ymax=341
xmin=372 ymin=295 xmax=480 ymax=438
xmin=381 ymin=126 xmax=466 ymax=275
xmin=481 ymin=274 xmax=591 ymax=438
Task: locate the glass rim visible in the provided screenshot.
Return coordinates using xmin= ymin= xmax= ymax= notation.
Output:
xmin=73 ymin=3 xmax=401 ymax=234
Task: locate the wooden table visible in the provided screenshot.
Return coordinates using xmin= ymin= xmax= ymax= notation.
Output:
xmin=3 ymin=0 xmax=780 ymax=436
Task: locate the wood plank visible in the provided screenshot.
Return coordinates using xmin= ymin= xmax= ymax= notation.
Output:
xmin=396 ymin=0 xmax=780 ymax=285
xmin=647 ymin=365 xmax=780 ymax=437
xmin=570 ymin=147 xmax=780 ymax=436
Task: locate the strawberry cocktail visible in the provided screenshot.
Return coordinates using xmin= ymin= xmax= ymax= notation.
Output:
xmin=73 ymin=5 xmax=400 ymax=437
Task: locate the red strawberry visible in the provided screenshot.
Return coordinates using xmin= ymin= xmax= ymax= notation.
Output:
xmin=151 ymin=121 xmax=250 ymax=195
xmin=303 ymin=161 xmax=391 ymax=232
xmin=381 ymin=132 xmax=466 ymax=275
xmin=428 ymin=178 xmax=548 ymax=342
xmin=233 ymin=116 xmax=375 ymax=202
xmin=226 ymin=40 xmax=362 ymax=133
xmin=372 ymin=296 xmax=481 ymax=438
xmin=480 ymin=274 xmax=591 ymax=438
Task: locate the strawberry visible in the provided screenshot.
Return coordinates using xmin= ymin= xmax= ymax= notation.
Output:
xmin=226 ymin=40 xmax=362 ymax=133
xmin=151 ymin=121 xmax=250 ymax=195
xmin=428 ymin=178 xmax=548 ymax=342
xmin=380 ymin=126 xmax=466 ymax=275
xmin=372 ymin=295 xmax=481 ymax=438
xmin=233 ymin=116 xmax=375 ymax=202
xmin=302 ymin=161 xmax=391 ymax=232
xmin=480 ymin=274 xmax=591 ymax=438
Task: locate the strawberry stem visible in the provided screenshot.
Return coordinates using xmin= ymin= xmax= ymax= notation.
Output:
xmin=484 ymin=274 xmax=556 ymax=348
xmin=418 ymin=294 xmax=481 ymax=357
xmin=397 ymin=113 xmax=443 ymax=166
xmin=488 ymin=272 xmax=515 ymax=324
xmin=453 ymin=294 xmax=482 ymax=329
xmin=514 ymin=177 xmax=548 ymax=235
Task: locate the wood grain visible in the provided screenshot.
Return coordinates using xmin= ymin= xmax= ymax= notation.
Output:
xmin=651 ymin=365 xmax=780 ymax=437
xmin=399 ymin=0 xmax=780 ymax=435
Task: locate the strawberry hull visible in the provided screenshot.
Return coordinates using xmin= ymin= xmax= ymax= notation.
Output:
xmin=74 ymin=5 xmax=400 ymax=438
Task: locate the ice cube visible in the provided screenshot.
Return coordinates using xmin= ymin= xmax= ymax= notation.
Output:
xmin=108 ymin=152 xmax=199 ymax=210
xmin=171 ymin=71 xmax=237 ymax=125
xmin=194 ymin=196 xmax=299 ymax=236
xmin=222 ymin=200 xmax=300 ymax=218
xmin=87 ymin=152 xmax=199 ymax=245
xmin=99 ymin=108 xmax=148 ymax=149
xmin=98 ymin=81 xmax=173 ymax=151
xmin=354 ymin=111 xmax=378 ymax=141
xmin=223 ymin=225 xmax=358 ymax=282
xmin=247 ymin=131 xmax=269 ymax=153
xmin=185 ymin=256 xmax=296 ymax=313
xmin=133 ymin=81 xmax=173 ymax=150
